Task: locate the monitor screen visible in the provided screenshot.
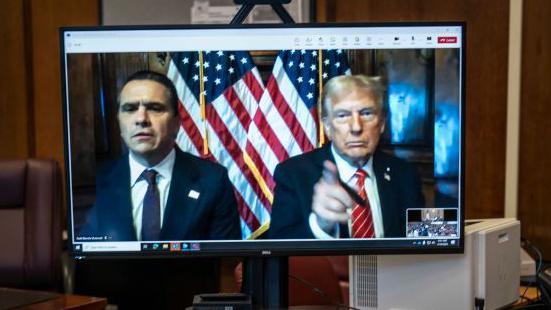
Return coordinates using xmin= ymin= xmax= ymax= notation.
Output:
xmin=61 ymin=23 xmax=464 ymax=257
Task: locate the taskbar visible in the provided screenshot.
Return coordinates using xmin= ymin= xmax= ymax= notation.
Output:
xmin=73 ymin=241 xmax=201 ymax=253
xmin=72 ymin=238 xmax=459 ymax=254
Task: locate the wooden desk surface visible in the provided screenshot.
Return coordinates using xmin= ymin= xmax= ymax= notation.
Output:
xmin=0 ymin=287 xmax=107 ymax=310
xmin=22 ymin=295 xmax=107 ymax=310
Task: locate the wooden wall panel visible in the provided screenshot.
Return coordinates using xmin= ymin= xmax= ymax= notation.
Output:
xmin=0 ymin=1 xmax=31 ymax=159
xmin=518 ymin=0 xmax=551 ymax=258
xmin=28 ymin=0 xmax=99 ymax=167
xmin=317 ymin=0 xmax=509 ymax=219
xmin=0 ymin=0 xmax=99 ymax=162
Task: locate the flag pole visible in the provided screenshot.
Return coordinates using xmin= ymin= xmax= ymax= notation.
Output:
xmin=317 ymin=49 xmax=324 ymax=147
xmin=198 ymin=51 xmax=209 ymax=156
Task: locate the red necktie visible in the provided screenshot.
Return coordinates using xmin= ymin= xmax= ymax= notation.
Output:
xmin=351 ymin=169 xmax=375 ymax=238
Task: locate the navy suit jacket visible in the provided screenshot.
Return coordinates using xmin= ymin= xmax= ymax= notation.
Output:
xmin=78 ymin=148 xmax=241 ymax=241
xmin=268 ymin=144 xmax=425 ymax=239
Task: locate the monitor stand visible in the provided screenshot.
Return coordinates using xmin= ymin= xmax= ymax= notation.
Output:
xmin=228 ymin=2 xmax=293 ymax=307
xmin=242 ymin=256 xmax=289 ymax=308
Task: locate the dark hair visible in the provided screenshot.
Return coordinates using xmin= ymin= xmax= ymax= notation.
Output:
xmin=119 ymin=70 xmax=179 ymax=116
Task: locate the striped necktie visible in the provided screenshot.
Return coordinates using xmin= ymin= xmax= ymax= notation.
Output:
xmin=351 ymin=169 xmax=375 ymax=238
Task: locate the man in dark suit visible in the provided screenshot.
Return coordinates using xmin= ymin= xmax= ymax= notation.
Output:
xmin=268 ymin=75 xmax=424 ymax=239
xmin=78 ymin=70 xmax=241 ymax=241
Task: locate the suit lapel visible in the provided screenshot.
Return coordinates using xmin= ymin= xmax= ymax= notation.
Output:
xmin=313 ymin=143 xmax=334 ymax=172
xmin=373 ymin=151 xmax=400 ymax=237
xmin=160 ymin=150 xmax=199 ymax=240
xmin=100 ymin=156 xmax=137 ymax=241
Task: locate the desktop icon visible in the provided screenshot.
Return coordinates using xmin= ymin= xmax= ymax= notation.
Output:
xmin=152 ymin=243 xmax=159 ymax=250
xmin=181 ymin=243 xmax=189 ymax=250
xmin=191 ymin=243 xmax=201 ymax=250
xmin=170 ymin=243 xmax=181 ymax=251
xmin=162 ymin=243 xmax=169 ymax=250
xmin=142 ymin=243 xmax=149 ymax=250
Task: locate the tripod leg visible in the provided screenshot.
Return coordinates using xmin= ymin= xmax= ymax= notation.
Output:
xmin=231 ymin=4 xmax=255 ymax=24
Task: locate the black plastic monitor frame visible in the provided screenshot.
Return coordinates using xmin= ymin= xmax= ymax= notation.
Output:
xmin=60 ymin=21 xmax=466 ymax=259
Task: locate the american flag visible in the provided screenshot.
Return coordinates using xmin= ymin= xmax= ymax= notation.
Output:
xmin=167 ymin=51 xmax=269 ymax=239
xmin=167 ymin=49 xmax=351 ymax=239
xmin=245 ymin=48 xmax=352 ymax=206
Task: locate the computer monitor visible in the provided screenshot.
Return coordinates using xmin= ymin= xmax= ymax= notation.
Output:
xmin=61 ymin=22 xmax=465 ymax=257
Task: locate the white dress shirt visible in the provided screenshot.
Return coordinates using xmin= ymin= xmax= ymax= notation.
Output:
xmin=128 ymin=149 xmax=175 ymax=241
xmin=309 ymin=145 xmax=385 ymax=239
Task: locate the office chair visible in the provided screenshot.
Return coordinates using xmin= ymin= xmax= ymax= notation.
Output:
xmin=0 ymin=159 xmax=62 ymax=290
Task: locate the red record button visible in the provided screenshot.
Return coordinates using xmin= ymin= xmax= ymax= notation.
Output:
xmin=438 ymin=36 xmax=457 ymax=43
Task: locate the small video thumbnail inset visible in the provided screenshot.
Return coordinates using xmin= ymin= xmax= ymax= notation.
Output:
xmin=406 ymin=208 xmax=458 ymax=238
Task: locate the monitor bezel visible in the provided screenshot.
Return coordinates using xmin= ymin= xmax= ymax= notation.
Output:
xmin=60 ymin=21 xmax=466 ymax=259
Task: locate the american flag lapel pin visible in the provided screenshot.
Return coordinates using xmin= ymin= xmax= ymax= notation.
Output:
xmin=188 ymin=190 xmax=200 ymax=200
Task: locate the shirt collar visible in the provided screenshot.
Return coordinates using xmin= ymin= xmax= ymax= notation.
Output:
xmin=330 ymin=144 xmax=374 ymax=184
xmin=129 ymin=149 xmax=176 ymax=187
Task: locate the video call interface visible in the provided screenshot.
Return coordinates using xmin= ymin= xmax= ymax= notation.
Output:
xmin=63 ymin=25 xmax=463 ymax=254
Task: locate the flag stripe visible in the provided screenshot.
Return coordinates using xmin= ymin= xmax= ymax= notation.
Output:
xmin=175 ymin=129 xmax=199 ymax=156
xmin=245 ymin=140 xmax=276 ymax=194
xmin=240 ymin=219 xmax=253 ymax=240
xmin=243 ymin=69 xmax=264 ymax=102
xmin=223 ymin=86 xmax=252 ymax=134
xmin=251 ymin=107 xmax=290 ymax=163
xmin=255 ymin=93 xmax=303 ymax=160
xmin=177 ymin=102 xmax=204 ymax=154
xmin=206 ymin=104 xmax=271 ymax=211
xmin=267 ymin=76 xmax=315 ymax=153
xmin=239 ymin=71 xmax=288 ymax=166
xmin=233 ymin=187 xmax=261 ymax=233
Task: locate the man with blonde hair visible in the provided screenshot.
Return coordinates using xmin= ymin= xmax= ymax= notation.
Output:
xmin=269 ymin=75 xmax=424 ymax=239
